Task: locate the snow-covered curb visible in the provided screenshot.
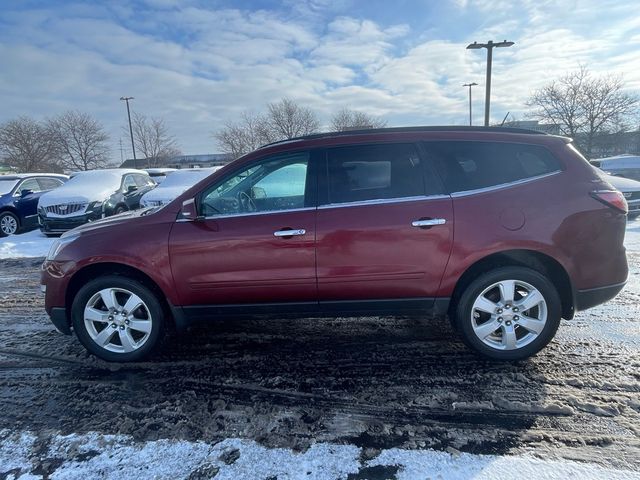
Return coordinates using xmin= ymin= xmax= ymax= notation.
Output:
xmin=1 ymin=430 xmax=638 ymax=480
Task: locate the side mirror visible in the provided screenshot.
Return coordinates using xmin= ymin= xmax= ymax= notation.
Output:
xmin=20 ymin=189 xmax=33 ymax=197
xmin=127 ymin=185 xmax=138 ymax=193
xmin=180 ymin=198 xmax=201 ymax=221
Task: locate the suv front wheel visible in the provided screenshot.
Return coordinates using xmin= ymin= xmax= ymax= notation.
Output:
xmin=71 ymin=276 xmax=165 ymax=362
xmin=454 ymin=267 xmax=561 ymax=361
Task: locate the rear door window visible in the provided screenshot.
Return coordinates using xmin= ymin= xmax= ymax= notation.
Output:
xmin=425 ymin=141 xmax=562 ymax=193
xmin=324 ymin=144 xmax=426 ymax=204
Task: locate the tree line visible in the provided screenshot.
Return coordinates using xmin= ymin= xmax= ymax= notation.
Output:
xmin=0 ymin=111 xmax=180 ymax=173
xmin=527 ymin=66 xmax=638 ymax=157
xmin=2 ymin=67 xmax=636 ymax=173
xmin=214 ymin=99 xmax=386 ymax=158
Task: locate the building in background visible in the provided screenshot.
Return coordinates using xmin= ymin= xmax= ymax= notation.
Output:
xmin=120 ymin=153 xmax=233 ymax=169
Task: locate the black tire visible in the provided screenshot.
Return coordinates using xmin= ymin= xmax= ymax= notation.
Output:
xmin=0 ymin=211 xmax=20 ymax=237
xmin=114 ymin=205 xmax=127 ymax=215
xmin=71 ymin=275 xmax=166 ymax=362
xmin=453 ymin=266 xmax=561 ymax=361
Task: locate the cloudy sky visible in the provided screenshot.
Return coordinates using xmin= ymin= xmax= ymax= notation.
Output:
xmin=1 ymin=0 xmax=639 ymax=159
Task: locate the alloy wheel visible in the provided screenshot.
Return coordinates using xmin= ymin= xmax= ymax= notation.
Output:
xmin=84 ymin=287 xmax=153 ymax=353
xmin=0 ymin=214 xmax=18 ymax=235
xmin=470 ymin=279 xmax=548 ymax=351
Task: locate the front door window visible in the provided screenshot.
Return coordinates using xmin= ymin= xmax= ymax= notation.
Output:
xmin=201 ymin=153 xmax=309 ymax=217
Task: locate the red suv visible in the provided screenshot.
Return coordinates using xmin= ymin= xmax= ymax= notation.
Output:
xmin=41 ymin=127 xmax=628 ymax=362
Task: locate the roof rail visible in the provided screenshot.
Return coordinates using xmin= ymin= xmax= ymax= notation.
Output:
xmin=258 ymin=125 xmax=548 ymax=149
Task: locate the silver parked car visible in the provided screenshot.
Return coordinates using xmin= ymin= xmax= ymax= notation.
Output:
xmin=591 ymin=155 xmax=640 ymax=182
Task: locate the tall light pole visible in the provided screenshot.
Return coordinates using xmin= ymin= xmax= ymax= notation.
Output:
xmin=463 ymin=82 xmax=478 ymax=126
xmin=466 ymin=40 xmax=514 ymax=126
xmin=120 ymin=96 xmax=137 ymax=169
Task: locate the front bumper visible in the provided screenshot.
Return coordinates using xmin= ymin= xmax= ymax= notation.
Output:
xmin=41 ymin=260 xmax=75 ymax=335
xmin=39 ymin=211 xmax=102 ymax=233
xmin=49 ymin=307 xmax=71 ymax=335
xmin=575 ymin=281 xmax=626 ymax=311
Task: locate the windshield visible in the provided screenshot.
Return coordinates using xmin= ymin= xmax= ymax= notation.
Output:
xmin=0 ymin=179 xmax=19 ymax=195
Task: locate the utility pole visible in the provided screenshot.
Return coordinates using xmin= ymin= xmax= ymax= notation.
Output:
xmin=466 ymin=40 xmax=514 ymax=126
xmin=120 ymin=96 xmax=137 ymax=168
xmin=119 ymin=137 xmax=124 ymax=164
xmin=463 ymin=82 xmax=478 ymax=126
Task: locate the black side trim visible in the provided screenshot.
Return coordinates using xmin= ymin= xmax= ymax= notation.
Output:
xmin=179 ymin=297 xmax=450 ymax=328
xmin=49 ymin=307 xmax=71 ymax=335
xmin=575 ymin=282 xmax=626 ymax=311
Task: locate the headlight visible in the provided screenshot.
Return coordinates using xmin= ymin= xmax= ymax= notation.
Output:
xmin=46 ymin=232 xmax=80 ymax=261
xmin=87 ymin=201 xmax=104 ymax=212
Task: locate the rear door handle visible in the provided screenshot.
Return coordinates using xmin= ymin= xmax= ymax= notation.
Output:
xmin=274 ymin=228 xmax=306 ymax=237
xmin=412 ymin=218 xmax=446 ymax=228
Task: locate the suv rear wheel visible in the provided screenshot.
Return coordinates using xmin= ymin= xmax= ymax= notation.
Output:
xmin=454 ymin=267 xmax=561 ymax=361
xmin=71 ymin=276 xmax=165 ymax=362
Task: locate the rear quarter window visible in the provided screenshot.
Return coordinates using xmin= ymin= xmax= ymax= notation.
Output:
xmin=426 ymin=141 xmax=562 ymax=193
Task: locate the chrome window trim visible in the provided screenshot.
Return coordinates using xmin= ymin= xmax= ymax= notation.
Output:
xmin=179 ymin=206 xmax=317 ymax=222
xmin=450 ymin=170 xmax=561 ymax=198
xmin=318 ymin=194 xmax=450 ymax=210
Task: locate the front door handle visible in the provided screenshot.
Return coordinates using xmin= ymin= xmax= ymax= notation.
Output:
xmin=412 ymin=218 xmax=446 ymax=228
xmin=274 ymin=228 xmax=306 ymax=237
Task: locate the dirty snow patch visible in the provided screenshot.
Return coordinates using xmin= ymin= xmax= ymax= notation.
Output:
xmin=1 ymin=430 xmax=639 ymax=480
xmin=0 ymin=229 xmax=54 ymax=259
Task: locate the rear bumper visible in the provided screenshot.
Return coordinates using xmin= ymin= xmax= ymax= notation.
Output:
xmin=575 ymin=281 xmax=626 ymax=311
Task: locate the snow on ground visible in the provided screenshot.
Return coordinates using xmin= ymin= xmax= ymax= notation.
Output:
xmin=0 ymin=229 xmax=53 ymax=259
xmin=1 ymin=430 xmax=639 ymax=480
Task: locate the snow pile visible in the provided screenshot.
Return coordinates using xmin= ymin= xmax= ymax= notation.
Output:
xmin=1 ymin=430 xmax=639 ymax=480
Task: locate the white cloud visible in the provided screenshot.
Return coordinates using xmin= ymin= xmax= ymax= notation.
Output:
xmin=0 ymin=1 xmax=638 ymax=158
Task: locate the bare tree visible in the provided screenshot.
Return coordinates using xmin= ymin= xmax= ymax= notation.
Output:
xmin=214 ymin=98 xmax=320 ymax=159
xmin=131 ymin=113 xmax=181 ymax=167
xmin=263 ymin=98 xmax=320 ymax=141
xmin=0 ymin=116 xmax=61 ymax=172
xmin=214 ymin=112 xmax=268 ymax=159
xmin=527 ymin=66 xmax=638 ymax=156
xmin=330 ymin=107 xmax=387 ymax=132
xmin=48 ymin=111 xmax=110 ymax=171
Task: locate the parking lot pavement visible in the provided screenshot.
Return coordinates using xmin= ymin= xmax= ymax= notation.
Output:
xmin=0 ymin=224 xmax=638 ymax=478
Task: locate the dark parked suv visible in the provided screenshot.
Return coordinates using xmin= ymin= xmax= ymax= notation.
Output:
xmin=41 ymin=127 xmax=628 ymax=362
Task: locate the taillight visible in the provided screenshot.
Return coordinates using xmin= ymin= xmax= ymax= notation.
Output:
xmin=590 ymin=190 xmax=628 ymax=214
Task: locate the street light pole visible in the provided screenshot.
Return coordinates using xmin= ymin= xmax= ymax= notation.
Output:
xmin=463 ymin=82 xmax=478 ymax=126
xmin=120 ymin=96 xmax=137 ymax=169
xmin=466 ymin=40 xmax=514 ymax=126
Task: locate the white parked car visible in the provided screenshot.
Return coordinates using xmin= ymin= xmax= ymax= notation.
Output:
xmin=140 ymin=168 xmax=220 ymax=208
xmin=597 ymin=169 xmax=640 ymax=219
xmin=591 ymin=155 xmax=640 ymax=181
xmin=38 ymin=169 xmax=156 ymax=234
